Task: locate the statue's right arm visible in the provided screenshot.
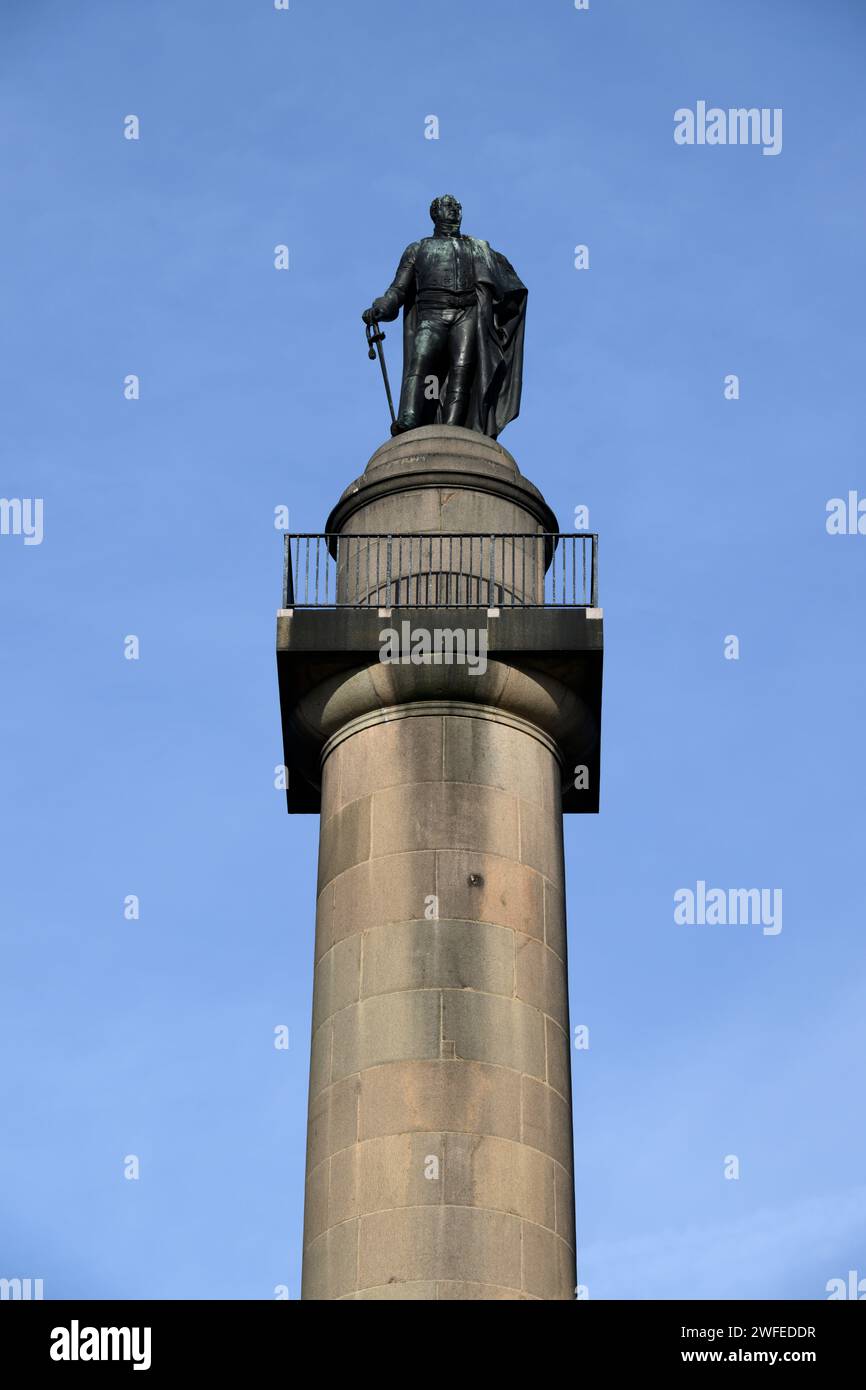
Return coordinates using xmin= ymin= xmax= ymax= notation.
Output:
xmin=362 ymin=243 xmax=418 ymax=323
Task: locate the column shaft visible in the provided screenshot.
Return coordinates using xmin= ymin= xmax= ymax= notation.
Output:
xmin=301 ymin=704 xmax=576 ymax=1300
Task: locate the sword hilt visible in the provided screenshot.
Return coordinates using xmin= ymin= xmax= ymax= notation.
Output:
xmin=365 ymin=319 xmax=385 ymax=359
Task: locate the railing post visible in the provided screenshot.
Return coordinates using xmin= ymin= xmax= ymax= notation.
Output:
xmin=284 ymin=534 xmax=295 ymax=607
xmin=488 ymin=533 xmax=495 ymax=608
xmin=386 ymin=534 xmax=393 ymax=609
xmin=591 ymin=533 xmax=598 ymax=608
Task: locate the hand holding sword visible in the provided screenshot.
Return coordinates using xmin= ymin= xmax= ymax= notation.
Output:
xmin=362 ymin=302 xmax=397 ymax=430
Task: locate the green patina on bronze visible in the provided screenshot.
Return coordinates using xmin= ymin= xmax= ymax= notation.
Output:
xmin=362 ymin=195 xmax=527 ymax=440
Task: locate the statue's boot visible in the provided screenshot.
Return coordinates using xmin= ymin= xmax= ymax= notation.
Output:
xmin=441 ymin=367 xmax=476 ymax=428
xmin=392 ymin=372 xmax=427 ymax=434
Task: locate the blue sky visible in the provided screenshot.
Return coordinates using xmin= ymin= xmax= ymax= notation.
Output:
xmin=1 ymin=0 xmax=865 ymax=1300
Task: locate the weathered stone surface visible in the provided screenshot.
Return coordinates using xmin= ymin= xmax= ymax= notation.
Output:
xmin=518 ymin=795 xmax=562 ymax=879
xmin=514 ymin=934 xmax=568 ymax=1030
xmin=436 ymin=848 xmax=545 ymax=939
xmin=308 ymin=1017 xmax=332 ymax=1100
xmin=351 ymin=1279 xmax=535 ymax=1300
xmin=327 ymin=850 xmax=437 ymax=958
xmin=303 ymin=1154 xmax=329 ymax=1244
xmin=554 ymin=1159 xmax=576 ymax=1245
xmin=443 ymin=1134 xmax=555 ymax=1230
xmin=331 ymin=990 xmax=442 ymax=1082
xmin=358 ymin=1060 xmax=522 ymax=1144
xmin=328 ymin=426 xmax=557 ymax=541
xmin=435 ymin=1281 xmax=535 ymax=1301
xmin=312 ymin=934 xmax=361 ymax=1031
xmin=442 ymin=990 xmax=546 ymax=1079
xmin=543 ymin=874 xmax=567 ymax=960
xmin=350 ymin=1281 xmax=439 ymax=1301
xmin=546 ymin=1015 xmax=572 ymax=1100
xmin=367 ymin=660 xmax=513 ymax=712
xmin=371 ymin=780 xmax=519 ymax=860
xmin=302 ymin=1218 xmax=359 ymax=1301
xmin=314 ymin=880 xmax=335 ymax=962
xmin=361 ymin=919 xmax=515 ymax=1000
xmin=521 ymin=1221 xmax=576 ymax=1301
xmin=326 ymin=1144 xmax=359 ymax=1228
xmin=333 ymin=713 xmax=444 ymax=808
xmin=443 ymin=713 xmax=558 ymax=809
xmin=369 ymin=1133 xmax=445 ymax=1211
xmin=316 ymin=792 xmax=372 ymax=891
xmin=521 ymin=1075 xmax=574 ymax=1171
xmin=305 ymin=1075 xmax=359 ymax=1171
xmin=358 ymin=1206 xmax=522 ymax=1290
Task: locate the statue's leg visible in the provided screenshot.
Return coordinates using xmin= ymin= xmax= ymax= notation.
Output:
xmin=393 ymin=317 xmax=449 ymax=433
xmin=441 ymin=307 xmax=478 ymax=427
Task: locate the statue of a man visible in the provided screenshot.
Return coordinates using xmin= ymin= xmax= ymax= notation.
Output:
xmin=362 ymin=195 xmax=527 ymax=440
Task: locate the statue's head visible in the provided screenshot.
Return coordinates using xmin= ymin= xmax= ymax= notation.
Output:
xmin=430 ymin=194 xmax=462 ymax=233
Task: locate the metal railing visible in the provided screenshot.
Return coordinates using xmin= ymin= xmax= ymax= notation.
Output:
xmin=282 ymin=533 xmax=598 ymax=609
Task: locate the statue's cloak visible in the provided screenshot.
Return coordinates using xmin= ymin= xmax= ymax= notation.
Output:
xmin=400 ymin=236 xmax=527 ymax=439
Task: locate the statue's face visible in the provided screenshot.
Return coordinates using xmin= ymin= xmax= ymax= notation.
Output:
xmin=434 ymin=195 xmax=462 ymax=230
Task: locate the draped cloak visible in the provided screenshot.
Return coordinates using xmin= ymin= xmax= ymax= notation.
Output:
xmin=396 ymin=236 xmax=527 ymax=440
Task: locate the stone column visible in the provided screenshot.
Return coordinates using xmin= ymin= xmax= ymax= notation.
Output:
xmin=303 ymin=701 xmax=575 ymax=1301
xmin=289 ymin=426 xmax=586 ymax=1300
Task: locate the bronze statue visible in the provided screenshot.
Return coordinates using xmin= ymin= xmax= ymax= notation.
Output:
xmin=362 ymin=195 xmax=527 ymax=440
